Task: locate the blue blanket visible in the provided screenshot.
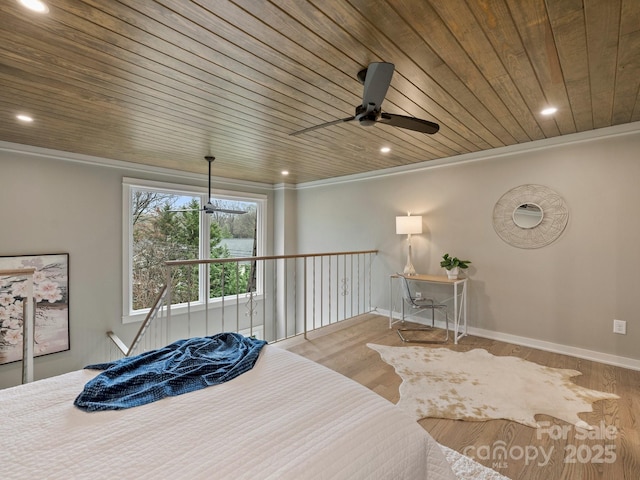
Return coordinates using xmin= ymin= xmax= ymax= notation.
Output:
xmin=74 ymin=333 xmax=267 ymax=412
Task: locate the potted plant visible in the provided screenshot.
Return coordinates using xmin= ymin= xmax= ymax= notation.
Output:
xmin=440 ymin=253 xmax=471 ymax=280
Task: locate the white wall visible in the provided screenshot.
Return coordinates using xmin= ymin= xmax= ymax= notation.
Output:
xmin=0 ymin=145 xmax=273 ymax=388
xmin=295 ymin=125 xmax=640 ymax=366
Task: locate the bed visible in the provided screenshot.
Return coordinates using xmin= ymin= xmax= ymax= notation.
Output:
xmin=0 ymin=343 xmax=455 ymax=479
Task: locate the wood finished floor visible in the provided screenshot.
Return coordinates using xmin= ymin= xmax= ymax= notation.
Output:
xmin=280 ymin=314 xmax=640 ymax=480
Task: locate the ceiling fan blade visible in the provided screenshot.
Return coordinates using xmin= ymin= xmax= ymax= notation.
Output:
xmin=378 ymin=112 xmax=440 ymax=134
xmin=207 ymin=208 xmax=248 ymax=215
xmin=362 ymin=62 xmax=394 ymax=108
xmin=204 ymin=201 xmax=247 ymax=215
xmin=170 ymin=207 xmax=247 ymax=214
xmin=290 ymin=116 xmax=355 ymax=136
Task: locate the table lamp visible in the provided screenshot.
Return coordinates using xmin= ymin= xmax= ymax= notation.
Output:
xmin=396 ymin=214 xmax=422 ymax=275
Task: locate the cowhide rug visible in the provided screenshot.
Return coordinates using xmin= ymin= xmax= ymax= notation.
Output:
xmin=367 ymin=345 xmax=619 ymax=428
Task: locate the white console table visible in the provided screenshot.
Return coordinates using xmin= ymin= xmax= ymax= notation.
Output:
xmin=389 ymin=273 xmax=468 ymax=344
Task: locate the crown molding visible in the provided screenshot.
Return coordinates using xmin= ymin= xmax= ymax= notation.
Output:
xmin=0 ymin=141 xmax=274 ymax=192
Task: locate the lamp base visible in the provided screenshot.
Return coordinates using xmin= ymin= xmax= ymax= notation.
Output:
xmin=403 ymin=265 xmax=417 ymax=276
xmin=402 ymin=238 xmax=418 ymax=275
xmin=403 ymin=253 xmax=417 ymax=276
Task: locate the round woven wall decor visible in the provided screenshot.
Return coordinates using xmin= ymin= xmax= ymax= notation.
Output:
xmin=493 ymin=184 xmax=569 ymax=249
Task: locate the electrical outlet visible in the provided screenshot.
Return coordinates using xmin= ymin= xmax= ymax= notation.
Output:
xmin=415 ymin=291 xmax=422 ymax=299
xmin=613 ymin=319 xmax=626 ymax=335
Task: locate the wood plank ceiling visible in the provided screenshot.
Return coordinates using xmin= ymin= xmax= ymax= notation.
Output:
xmin=1 ymin=0 xmax=639 ymax=185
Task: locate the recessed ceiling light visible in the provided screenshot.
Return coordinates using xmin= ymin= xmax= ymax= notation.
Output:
xmin=16 ymin=114 xmax=34 ymax=122
xmin=541 ymin=107 xmax=557 ymax=116
xmin=281 ymin=170 xmax=289 ymax=176
xmin=18 ymin=0 xmax=49 ymax=13
xmin=380 ymin=147 xmax=391 ymax=153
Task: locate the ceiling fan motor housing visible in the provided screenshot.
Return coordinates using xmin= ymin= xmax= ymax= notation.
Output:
xmin=355 ymin=103 xmax=380 ymax=126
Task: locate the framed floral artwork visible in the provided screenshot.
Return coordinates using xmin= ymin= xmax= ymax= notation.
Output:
xmin=0 ymin=253 xmax=70 ymax=365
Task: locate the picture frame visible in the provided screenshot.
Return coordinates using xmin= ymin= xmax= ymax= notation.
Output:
xmin=0 ymin=253 xmax=70 ymax=365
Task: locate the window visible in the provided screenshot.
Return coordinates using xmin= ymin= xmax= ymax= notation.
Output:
xmin=123 ymin=178 xmax=265 ymax=322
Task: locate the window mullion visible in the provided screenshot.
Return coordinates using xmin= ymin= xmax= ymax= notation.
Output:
xmin=200 ymin=195 xmax=210 ymax=304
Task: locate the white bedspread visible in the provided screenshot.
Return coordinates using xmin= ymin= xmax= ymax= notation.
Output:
xmin=0 ymin=345 xmax=455 ymax=480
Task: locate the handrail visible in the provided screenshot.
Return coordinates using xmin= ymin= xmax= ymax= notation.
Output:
xmin=0 ymin=268 xmax=36 ymax=384
xmin=128 ymin=284 xmax=168 ymax=355
xmin=0 ymin=268 xmax=36 ymax=276
xmin=165 ymin=249 xmax=379 ymax=266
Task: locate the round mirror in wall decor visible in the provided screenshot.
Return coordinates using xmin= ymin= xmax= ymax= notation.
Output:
xmin=493 ymin=184 xmax=569 ymax=249
xmin=512 ymin=203 xmax=544 ymax=229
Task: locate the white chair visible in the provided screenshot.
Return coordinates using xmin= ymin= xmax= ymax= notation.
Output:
xmin=396 ymin=274 xmax=449 ymax=343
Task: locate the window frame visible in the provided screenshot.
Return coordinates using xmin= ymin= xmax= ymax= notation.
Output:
xmin=122 ymin=177 xmax=266 ymax=324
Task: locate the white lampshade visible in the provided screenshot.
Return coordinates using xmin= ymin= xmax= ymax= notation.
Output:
xmin=396 ymin=215 xmax=423 ymax=235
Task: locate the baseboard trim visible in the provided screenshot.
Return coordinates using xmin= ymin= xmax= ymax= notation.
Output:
xmin=467 ymin=326 xmax=640 ymax=372
xmin=376 ymin=308 xmax=640 ymax=371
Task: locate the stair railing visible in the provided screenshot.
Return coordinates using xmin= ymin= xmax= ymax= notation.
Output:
xmin=108 ymin=250 xmax=377 ymax=358
xmin=108 ymin=284 xmax=168 ymax=357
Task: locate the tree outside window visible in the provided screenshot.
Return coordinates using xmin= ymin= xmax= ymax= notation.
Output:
xmin=129 ymin=187 xmax=258 ymax=312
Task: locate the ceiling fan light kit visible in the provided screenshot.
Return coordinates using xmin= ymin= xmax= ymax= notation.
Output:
xmin=291 ymin=62 xmax=439 ymax=136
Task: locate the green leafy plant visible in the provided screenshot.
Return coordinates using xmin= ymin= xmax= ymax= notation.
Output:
xmin=440 ymin=253 xmax=471 ymax=270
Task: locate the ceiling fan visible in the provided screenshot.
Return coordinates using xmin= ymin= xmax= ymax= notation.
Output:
xmin=170 ymin=156 xmax=248 ymax=215
xmin=290 ymin=62 xmax=439 ymax=136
